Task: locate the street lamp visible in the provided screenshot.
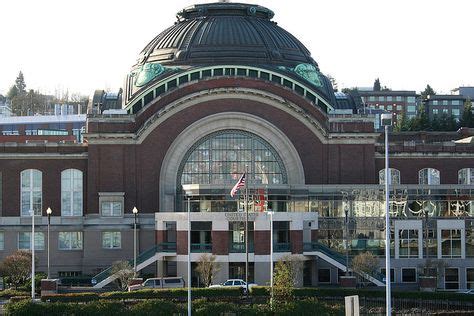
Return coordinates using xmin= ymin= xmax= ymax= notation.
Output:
xmin=132 ymin=207 xmax=139 ymax=274
xmin=381 ymin=112 xmax=393 ymax=316
xmin=46 ymin=207 xmax=52 ymax=279
xmin=31 ymin=208 xmax=35 ymax=300
xmin=183 ymin=184 xmax=199 ymax=316
xmin=266 ymin=210 xmax=274 ymax=309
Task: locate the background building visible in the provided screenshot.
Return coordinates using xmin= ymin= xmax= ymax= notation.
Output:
xmin=0 ymin=2 xmax=472 ymax=290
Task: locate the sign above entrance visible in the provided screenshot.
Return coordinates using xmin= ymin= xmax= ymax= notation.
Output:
xmin=225 ymin=212 xmax=259 ymax=222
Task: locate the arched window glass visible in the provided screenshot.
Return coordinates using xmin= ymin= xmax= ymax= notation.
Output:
xmin=419 ymin=168 xmax=440 ymax=185
xmin=458 ymin=168 xmax=474 ymax=185
xmin=179 ymin=130 xmax=287 ymax=186
xmin=379 ymin=168 xmax=401 ymax=185
xmin=20 ymin=169 xmax=42 ymax=216
xmin=61 ymin=169 xmax=83 ymax=216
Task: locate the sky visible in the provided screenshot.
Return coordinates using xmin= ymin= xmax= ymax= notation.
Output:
xmin=0 ymin=0 xmax=473 ymax=97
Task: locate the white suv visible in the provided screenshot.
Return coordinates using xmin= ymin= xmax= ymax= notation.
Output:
xmin=209 ymin=279 xmax=257 ymax=292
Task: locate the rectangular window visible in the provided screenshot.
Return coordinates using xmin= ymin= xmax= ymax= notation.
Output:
xmin=452 ymin=109 xmax=460 ymax=117
xmin=101 ymin=201 xmax=122 ymax=217
xmin=451 ymin=100 xmax=461 ymax=106
xmin=407 ymin=105 xmax=416 ymax=113
xmin=387 ymin=105 xmax=393 ymax=111
xmin=18 ymin=232 xmax=44 ymax=250
xmin=467 ymin=268 xmax=474 ymax=289
xmin=433 ymin=100 xmax=438 ymax=105
xmin=441 ymin=229 xmax=462 ymax=258
xmin=442 ymin=109 xmax=448 ymax=114
xmin=380 ymin=268 xmax=395 ymax=283
xmin=401 ymin=268 xmax=417 ymax=283
xmin=407 ymin=96 xmax=416 ymax=103
xmin=442 ymin=100 xmax=448 ymax=106
xmin=59 ymin=232 xmax=83 ymax=250
xmin=399 ymin=229 xmax=419 ymax=258
xmin=0 ymin=232 xmax=4 ymax=250
xmin=318 ymin=268 xmax=331 ymax=283
xmin=368 ymin=96 xmax=375 ymax=102
xmin=102 ymin=232 xmax=121 ymax=249
xmin=386 ymin=96 xmax=393 ymax=102
xmin=396 ymin=96 xmax=402 ymax=101
xmin=432 ymin=109 xmax=439 ymax=115
xmin=445 ymin=268 xmax=459 ymax=290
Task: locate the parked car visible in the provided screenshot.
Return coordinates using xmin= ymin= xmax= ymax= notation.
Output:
xmin=128 ymin=277 xmax=185 ymax=291
xmin=458 ymin=289 xmax=474 ymax=295
xmin=209 ymin=279 xmax=257 ymax=293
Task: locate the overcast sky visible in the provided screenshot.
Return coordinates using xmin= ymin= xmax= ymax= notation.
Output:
xmin=0 ymin=0 xmax=472 ymax=97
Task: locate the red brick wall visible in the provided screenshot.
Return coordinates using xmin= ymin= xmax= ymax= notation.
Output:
xmin=211 ymin=231 xmax=229 ymax=255
xmin=176 ymin=231 xmax=188 ymax=255
xmin=290 ymin=230 xmax=303 ymax=254
xmin=254 ymin=230 xmax=270 ymax=255
xmin=155 ymin=230 xmax=165 ymax=244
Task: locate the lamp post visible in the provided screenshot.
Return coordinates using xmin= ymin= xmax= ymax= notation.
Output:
xmin=267 ymin=210 xmax=274 ymax=309
xmin=132 ymin=207 xmax=138 ymax=274
xmin=183 ymin=184 xmax=199 ymax=316
xmin=46 ymin=207 xmax=52 ymax=279
xmin=381 ymin=113 xmax=392 ymax=316
xmin=31 ymin=208 xmax=35 ymax=300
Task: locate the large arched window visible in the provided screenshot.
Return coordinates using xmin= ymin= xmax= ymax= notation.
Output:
xmin=379 ymin=168 xmax=401 ymax=185
xmin=20 ymin=169 xmax=42 ymax=216
xmin=458 ymin=168 xmax=474 ymax=185
xmin=419 ymin=168 xmax=440 ymax=185
xmin=179 ymin=130 xmax=287 ymax=186
xmin=61 ymin=169 xmax=83 ymax=216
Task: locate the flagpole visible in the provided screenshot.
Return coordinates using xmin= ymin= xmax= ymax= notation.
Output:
xmin=245 ymin=165 xmax=249 ymax=296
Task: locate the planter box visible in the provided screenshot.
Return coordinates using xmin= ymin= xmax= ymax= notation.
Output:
xmin=339 ymin=276 xmax=357 ymax=288
xmin=419 ymin=276 xmax=437 ymax=292
xmin=41 ymin=279 xmax=59 ymax=296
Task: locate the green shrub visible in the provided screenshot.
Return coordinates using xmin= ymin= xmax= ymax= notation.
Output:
xmin=0 ymin=289 xmax=30 ymax=298
xmin=41 ymin=292 xmax=99 ymax=302
xmin=6 ymin=300 xmax=126 ymax=316
xmin=193 ymin=300 xmax=237 ymax=316
xmin=130 ymin=299 xmax=184 ymax=315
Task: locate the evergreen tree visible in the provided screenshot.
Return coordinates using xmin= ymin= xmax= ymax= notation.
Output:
xmin=413 ymin=105 xmax=430 ymax=131
xmin=460 ymin=98 xmax=473 ymax=128
xmin=395 ymin=112 xmax=410 ymax=132
xmin=431 ymin=115 xmax=441 ymax=131
xmin=15 ymin=71 xmax=26 ymax=95
xmin=373 ymin=78 xmax=381 ymax=91
xmin=421 ymin=84 xmax=436 ymax=99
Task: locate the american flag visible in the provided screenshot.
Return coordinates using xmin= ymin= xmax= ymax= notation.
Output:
xmin=230 ymin=173 xmax=246 ymax=197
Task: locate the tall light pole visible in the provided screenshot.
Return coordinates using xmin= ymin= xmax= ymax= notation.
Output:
xmin=31 ymin=208 xmax=35 ymax=300
xmin=268 ymin=210 xmax=274 ymax=309
xmin=381 ymin=113 xmax=392 ymax=316
xmin=132 ymin=207 xmax=139 ymax=274
xmin=46 ymin=207 xmax=52 ymax=279
xmin=183 ymin=184 xmax=198 ymax=316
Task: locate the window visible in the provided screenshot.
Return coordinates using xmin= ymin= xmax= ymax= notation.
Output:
xmin=442 ymin=109 xmax=448 ymax=114
xmin=61 ymin=169 xmax=83 ymax=216
xmin=380 ymin=268 xmax=395 ymax=283
xmin=180 ymin=130 xmax=286 ymax=186
xmin=407 ymin=96 xmax=416 ymax=104
xmin=399 ymin=229 xmax=419 ymax=258
xmin=441 ymin=229 xmax=461 ymax=258
xmin=387 ymin=105 xmax=393 ymax=111
xmin=369 ymin=96 xmax=375 ymax=102
xmin=419 ymin=168 xmax=440 ymax=185
xmin=433 ymin=100 xmax=438 ymax=105
xmin=442 ymin=100 xmax=448 ymax=106
xmin=18 ymin=232 xmax=44 ymax=250
xmin=458 ymin=168 xmax=474 ymax=184
xmin=401 ymin=268 xmax=417 ymax=283
xmin=0 ymin=232 xmax=4 ymax=250
xmin=452 ymin=100 xmax=461 ymax=106
xmin=396 ymin=96 xmax=402 ymax=102
xmin=407 ymin=105 xmax=416 ymax=113
xmin=387 ymin=96 xmax=393 ymax=102
xmin=101 ymin=201 xmax=122 ymax=217
xmin=102 ymin=232 xmax=121 ymax=249
xmin=445 ymin=268 xmax=459 ymax=290
xmin=452 ymin=109 xmax=460 ymax=117
xmin=467 ymin=268 xmax=474 ymax=289
xmin=59 ymin=232 xmax=83 ymax=250
xmin=378 ymin=96 xmax=384 ymax=102
xmin=318 ymin=269 xmax=331 ymax=283
xmin=432 ymin=109 xmax=439 ymax=115
xmin=20 ymin=169 xmax=42 ymax=216
xmin=379 ymin=168 xmax=400 ymax=185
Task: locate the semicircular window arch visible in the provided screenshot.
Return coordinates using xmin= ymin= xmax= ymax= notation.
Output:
xmin=178 ymin=130 xmax=288 ymax=187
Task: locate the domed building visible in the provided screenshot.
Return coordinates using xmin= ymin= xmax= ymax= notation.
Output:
xmin=0 ymin=2 xmax=473 ymax=290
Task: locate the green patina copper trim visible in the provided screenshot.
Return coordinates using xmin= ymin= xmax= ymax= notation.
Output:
xmin=132 ymin=62 xmax=166 ymax=87
xmin=294 ymin=63 xmax=322 ymax=87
